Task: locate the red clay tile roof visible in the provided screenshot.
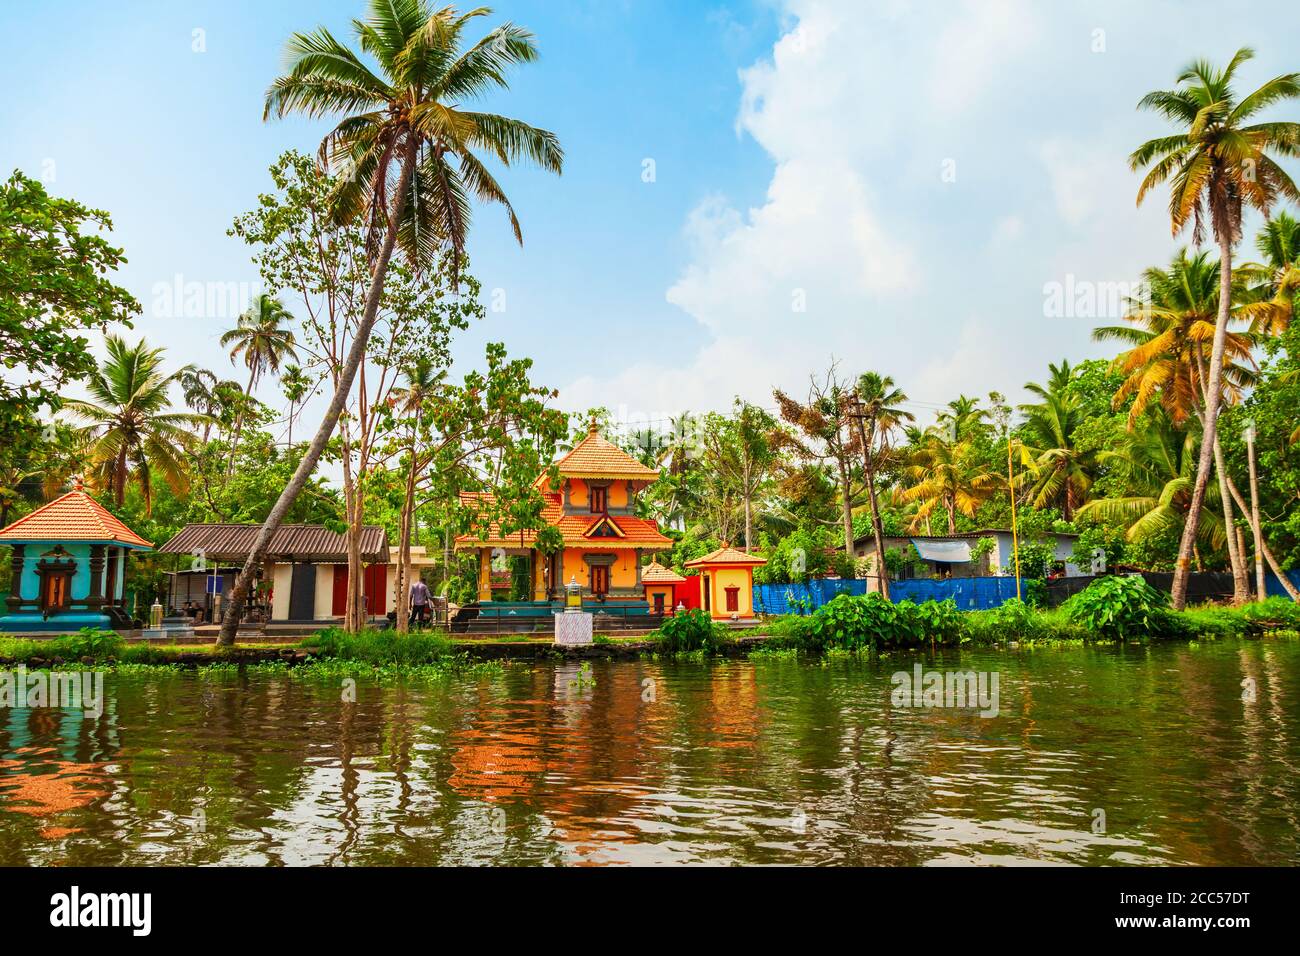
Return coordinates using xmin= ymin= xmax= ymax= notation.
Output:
xmin=684 ymin=545 xmax=767 ymax=568
xmin=641 ymin=560 xmax=686 ymax=584
xmin=0 ymin=491 xmax=152 ymax=548
xmin=550 ymin=425 xmax=660 ymax=480
xmin=456 ymin=492 xmax=671 ymax=550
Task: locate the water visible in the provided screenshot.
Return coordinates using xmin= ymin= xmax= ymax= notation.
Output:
xmin=1 ymin=639 xmax=1298 ymax=866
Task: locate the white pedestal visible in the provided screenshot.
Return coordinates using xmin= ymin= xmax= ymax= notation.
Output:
xmin=554 ymin=611 xmax=593 ymax=646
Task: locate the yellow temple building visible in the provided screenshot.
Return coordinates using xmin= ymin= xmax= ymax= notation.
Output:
xmin=456 ymin=423 xmax=672 ymax=606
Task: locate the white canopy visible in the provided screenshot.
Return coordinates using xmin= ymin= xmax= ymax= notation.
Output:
xmin=911 ymin=538 xmax=973 ymax=563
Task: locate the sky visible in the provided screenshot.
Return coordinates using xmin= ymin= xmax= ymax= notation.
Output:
xmin=3 ymin=0 xmax=1299 ymax=442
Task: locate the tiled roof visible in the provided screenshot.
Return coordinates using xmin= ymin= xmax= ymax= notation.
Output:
xmin=455 ymin=492 xmax=671 ymax=550
xmin=158 ymin=524 xmax=389 ymax=563
xmin=685 ymin=545 xmax=767 ymax=568
xmin=641 ymin=560 xmax=686 ymax=583
xmin=0 ymin=491 xmax=152 ymax=548
xmin=551 ymin=425 xmax=660 ymax=480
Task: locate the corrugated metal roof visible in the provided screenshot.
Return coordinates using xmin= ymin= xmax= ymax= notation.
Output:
xmin=0 ymin=491 xmax=152 ymax=548
xmin=158 ymin=524 xmax=389 ymax=563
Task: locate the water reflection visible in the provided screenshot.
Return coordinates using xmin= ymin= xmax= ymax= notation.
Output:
xmin=1 ymin=639 xmax=1298 ymax=865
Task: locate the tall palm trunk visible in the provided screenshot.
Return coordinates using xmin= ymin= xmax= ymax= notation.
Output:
xmin=1212 ymin=434 xmax=1250 ymax=603
xmin=218 ymin=139 xmax=417 ymax=646
xmin=837 ymin=456 xmax=854 ymax=557
xmin=228 ymin=366 xmax=256 ymax=478
xmin=1170 ymin=234 xmax=1233 ymax=610
xmin=1221 ymin=467 xmax=1300 ymax=601
xmin=395 ymin=444 xmax=418 ymax=633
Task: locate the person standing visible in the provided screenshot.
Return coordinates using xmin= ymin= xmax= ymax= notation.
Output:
xmin=409 ymin=577 xmax=431 ymax=629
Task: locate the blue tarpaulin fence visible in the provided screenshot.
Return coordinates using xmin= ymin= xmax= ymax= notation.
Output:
xmin=754 ymin=570 xmax=1300 ymax=615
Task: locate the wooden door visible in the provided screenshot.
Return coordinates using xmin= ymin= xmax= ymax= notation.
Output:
xmin=591 ymin=565 xmax=610 ymax=595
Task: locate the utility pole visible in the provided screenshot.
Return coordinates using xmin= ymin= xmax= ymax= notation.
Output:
xmin=848 ymin=392 xmax=890 ymax=601
xmin=1244 ymin=419 xmax=1266 ymax=601
xmin=1007 ymin=434 xmax=1022 ymax=601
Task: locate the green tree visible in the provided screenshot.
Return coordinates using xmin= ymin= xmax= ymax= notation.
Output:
xmin=62 ymin=337 xmax=208 ymax=512
xmin=1129 ymin=47 xmax=1300 ymax=608
xmin=1018 ymin=361 xmax=1097 ymax=521
xmin=0 ymin=171 xmax=139 ymax=451
xmin=219 ymin=0 xmax=563 ymax=646
xmin=220 ymin=293 xmax=298 ymax=474
xmin=849 ymin=372 xmax=912 ymax=597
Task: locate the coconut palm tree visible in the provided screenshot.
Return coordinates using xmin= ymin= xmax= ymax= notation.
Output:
xmin=1129 ymin=47 xmax=1300 ymax=608
xmin=1238 ymin=210 xmax=1300 ymax=335
xmin=851 ymin=371 xmax=912 ymax=596
xmin=391 ymin=356 xmax=444 ymax=632
xmin=219 ymin=0 xmax=563 ymax=646
xmin=1095 ymin=249 xmax=1257 ymax=598
xmin=896 ymin=429 xmax=999 ymax=535
xmin=62 ymin=337 xmax=209 ymax=512
xmin=1077 ymin=408 xmax=1225 ymax=556
xmin=280 ymin=364 xmax=311 ymax=446
xmin=1018 ymin=361 xmax=1097 ymax=521
xmin=221 ymin=294 xmax=297 ymax=474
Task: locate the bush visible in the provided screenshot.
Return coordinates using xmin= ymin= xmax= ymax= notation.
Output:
xmin=910 ymin=598 xmax=964 ymax=645
xmin=302 ymin=627 xmax=454 ymax=663
xmin=1062 ymin=575 xmax=1176 ymax=640
xmin=800 ymin=594 xmax=962 ymax=652
xmin=653 ymin=609 xmax=731 ymax=655
xmin=1241 ymin=596 xmax=1300 ymax=633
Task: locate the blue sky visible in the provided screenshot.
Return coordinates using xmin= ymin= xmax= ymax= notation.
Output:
xmin=3 ymin=0 xmax=1299 ymax=440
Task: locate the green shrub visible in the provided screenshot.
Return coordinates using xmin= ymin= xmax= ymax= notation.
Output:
xmin=910 ymin=598 xmax=963 ymax=645
xmin=1241 ymin=597 xmax=1300 ymax=633
xmin=652 ymin=609 xmax=730 ymax=655
xmin=1062 ymin=575 xmax=1177 ymax=640
xmin=301 ymin=627 xmax=454 ymax=663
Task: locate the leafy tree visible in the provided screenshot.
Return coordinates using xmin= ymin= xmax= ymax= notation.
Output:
xmin=219 ymin=0 xmax=563 ymax=645
xmin=1129 ymin=47 xmax=1300 ymax=608
xmin=0 ymin=171 xmax=139 ymax=451
xmin=62 ymin=337 xmax=208 ymax=512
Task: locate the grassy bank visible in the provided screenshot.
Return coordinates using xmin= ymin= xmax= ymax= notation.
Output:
xmin=736 ymin=577 xmax=1300 ymax=658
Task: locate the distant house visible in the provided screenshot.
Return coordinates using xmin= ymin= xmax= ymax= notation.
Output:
xmin=159 ymin=524 xmax=390 ymax=623
xmin=853 ymin=528 xmax=1083 ymax=588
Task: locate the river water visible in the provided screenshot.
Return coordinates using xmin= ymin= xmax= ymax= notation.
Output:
xmin=1 ymin=638 xmax=1297 ymax=865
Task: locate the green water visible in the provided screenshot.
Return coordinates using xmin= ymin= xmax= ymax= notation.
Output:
xmin=1 ymin=638 xmax=1297 ymax=865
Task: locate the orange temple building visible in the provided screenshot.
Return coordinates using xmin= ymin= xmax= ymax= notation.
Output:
xmin=456 ymin=423 xmax=672 ymax=607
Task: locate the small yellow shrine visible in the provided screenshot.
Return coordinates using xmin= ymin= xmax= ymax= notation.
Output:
xmin=456 ymin=423 xmax=671 ymax=604
xmin=685 ymin=545 xmax=766 ymax=620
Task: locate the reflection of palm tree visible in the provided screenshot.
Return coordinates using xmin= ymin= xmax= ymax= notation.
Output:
xmin=62 ymin=336 xmax=208 ymax=511
xmin=220 ymin=294 xmax=297 ymax=473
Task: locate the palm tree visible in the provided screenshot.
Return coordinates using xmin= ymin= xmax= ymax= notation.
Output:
xmin=391 ymin=356 xmax=443 ymax=632
xmin=1129 ymin=47 xmax=1300 ymax=608
xmin=220 ymin=294 xmax=297 ymax=474
xmin=280 ymin=364 xmax=311 ymax=446
xmin=1018 ymin=361 xmax=1096 ymax=521
xmin=62 ymin=337 xmax=209 ymax=512
xmin=177 ymin=367 xmax=240 ymax=443
xmin=219 ymin=1 xmax=563 ymax=646
xmin=1239 ymin=211 xmax=1300 ymax=335
xmin=1077 ymin=408 xmax=1225 ymax=558
xmin=1095 ymin=250 xmax=1257 ymax=599
xmin=851 ymin=372 xmax=912 ymax=596
xmin=896 ymin=429 xmax=999 ymax=535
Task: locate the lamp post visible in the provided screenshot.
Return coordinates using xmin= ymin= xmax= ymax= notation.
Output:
xmin=1244 ymin=419 xmax=1266 ymax=601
